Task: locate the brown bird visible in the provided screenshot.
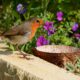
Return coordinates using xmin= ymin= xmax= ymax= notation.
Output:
xmin=0 ymin=18 xmax=44 ymax=59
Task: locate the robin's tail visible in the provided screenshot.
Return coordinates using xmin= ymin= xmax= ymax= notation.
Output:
xmin=0 ymin=36 xmax=3 ymax=42
xmin=0 ymin=34 xmax=5 ymax=42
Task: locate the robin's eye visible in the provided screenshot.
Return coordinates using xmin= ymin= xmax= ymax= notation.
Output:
xmin=36 ymin=20 xmax=40 ymax=23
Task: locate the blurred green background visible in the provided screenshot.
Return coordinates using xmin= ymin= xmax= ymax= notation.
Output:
xmin=0 ymin=0 xmax=80 ymax=30
xmin=0 ymin=0 xmax=80 ymax=50
xmin=0 ymin=0 xmax=80 ymax=49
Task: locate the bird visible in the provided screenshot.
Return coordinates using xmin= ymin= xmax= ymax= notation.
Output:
xmin=0 ymin=17 xmax=44 ymax=59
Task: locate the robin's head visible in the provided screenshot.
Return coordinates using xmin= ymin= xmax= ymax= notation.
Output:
xmin=29 ymin=18 xmax=44 ymax=39
xmin=31 ymin=17 xmax=44 ymax=27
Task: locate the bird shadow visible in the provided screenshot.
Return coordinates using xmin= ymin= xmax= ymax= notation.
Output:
xmin=0 ymin=44 xmax=34 ymax=60
xmin=0 ymin=50 xmax=13 ymax=55
xmin=0 ymin=49 xmax=34 ymax=60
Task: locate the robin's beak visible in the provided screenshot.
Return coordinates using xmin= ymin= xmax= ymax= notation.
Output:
xmin=38 ymin=19 xmax=44 ymax=25
xmin=32 ymin=18 xmax=44 ymax=28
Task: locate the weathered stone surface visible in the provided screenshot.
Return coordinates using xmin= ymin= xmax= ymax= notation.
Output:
xmin=0 ymin=43 xmax=80 ymax=80
xmin=0 ymin=53 xmax=80 ymax=80
xmin=0 ymin=55 xmax=42 ymax=80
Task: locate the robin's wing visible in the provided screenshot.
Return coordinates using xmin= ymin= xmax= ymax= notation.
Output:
xmin=3 ymin=21 xmax=31 ymax=36
xmin=3 ymin=25 xmax=20 ymax=36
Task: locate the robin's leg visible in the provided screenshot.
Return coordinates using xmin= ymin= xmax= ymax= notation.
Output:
xmin=16 ymin=45 xmax=30 ymax=60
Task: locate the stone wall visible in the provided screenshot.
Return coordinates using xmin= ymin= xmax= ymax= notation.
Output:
xmin=0 ymin=43 xmax=80 ymax=80
xmin=0 ymin=58 xmax=42 ymax=80
xmin=0 ymin=53 xmax=80 ymax=80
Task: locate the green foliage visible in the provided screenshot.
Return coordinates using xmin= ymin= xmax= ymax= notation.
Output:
xmin=0 ymin=0 xmax=80 ymax=28
xmin=65 ymin=57 xmax=80 ymax=76
xmin=0 ymin=0 xmax=80 ymax=49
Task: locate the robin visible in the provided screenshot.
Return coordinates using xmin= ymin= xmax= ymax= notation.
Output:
xmin=0 ymin=18 xmax=44 ymax=59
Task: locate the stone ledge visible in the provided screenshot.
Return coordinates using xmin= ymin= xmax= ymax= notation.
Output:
xmin=0 ymin=43 xmax=80 ymax=80
xmin=0 ymin=51 xmax=80 ymax=80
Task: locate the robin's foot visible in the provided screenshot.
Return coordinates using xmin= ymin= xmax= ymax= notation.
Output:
xmin=19 ymin=54 xmax=30 ymax=60
xmin=16 ymin=51 xmax=31 ymax=60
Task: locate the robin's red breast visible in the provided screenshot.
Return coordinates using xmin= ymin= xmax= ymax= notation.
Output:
xmin=1 ymin=18 xmax=44 ymax=59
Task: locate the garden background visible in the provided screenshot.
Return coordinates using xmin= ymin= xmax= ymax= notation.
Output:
xmin=0 ymin=0 xmax=80 ymax=75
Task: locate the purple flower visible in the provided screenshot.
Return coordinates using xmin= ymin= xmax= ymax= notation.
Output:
xmin=56 ymin=11 xmax=63 ymax=21
xmin=57 ymin=11 xmax=63 ymax=17
xmin=16 ymin=3 xmax=27 ymax=14
xmin=36 ymin=36 xmax=49 ymax=47
xmin=57 ymin=17 xmax=63 ymax=21
xmin=44 ymin=21 xmax=55 ymax=36
xmin=48 ymin=29 xmax=55 ymax=36
xmin=44 ymin=22 xmax=53 ymax=30
xmin=72 ymin=23 xmax=79 ymax=32
xmin=74 ymin=33 xmax=80 ymax=39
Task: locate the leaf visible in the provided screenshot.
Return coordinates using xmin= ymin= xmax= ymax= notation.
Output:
xmin=21 ymin=44 xmax=25 ymax=51
xmin=65 ymin=62 xmax=74 ymax=72
xmin=58 ymin=0 xmax=63 ymax=3
xmin=9 ymin=44 xmax=15 ymax=51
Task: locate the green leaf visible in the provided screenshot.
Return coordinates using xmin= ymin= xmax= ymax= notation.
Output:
xmin=9 ymin=44 xmax=15 ymax=51
xmin=58 ymin=0 xmax=63 ymax=3
xmin=21 ymin=45 xmax=25 ymax=51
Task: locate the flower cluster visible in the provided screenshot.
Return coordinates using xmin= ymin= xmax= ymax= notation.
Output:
xmin=72 ymin=23 xmax=80 ymax=39
xmin=56 ymin=11 xmax=63 ymax=21
xmin=72 ymin=23 xmax=79 ymax=32
xmin=74 ymin=33 xmax=80 ymax=39
xmin=44 ymin=21 xmax=55 ymax=36
xmin=16 ymin=3 xmax=27 ymax=14
xmin=36 ymin=36 xmax=49 ymax=46
xmin=36 ymin=21 xmax=55 ymax=46
xmin=36 ymin=11 xmax=80 ymax=47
